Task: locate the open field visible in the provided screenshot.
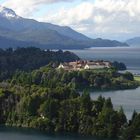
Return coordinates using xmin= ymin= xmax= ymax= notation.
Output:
xmin=135 ymin=76 xmax=140 ymax=82
xmin=135 ymin=136 xmax=140 ymax=140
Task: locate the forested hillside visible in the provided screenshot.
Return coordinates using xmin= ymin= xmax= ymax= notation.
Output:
xmin=11 ymin=66 xmax=138 ymax=91
xmin=0 ymin=79 xmax=139 ymax=140
xmin=0 ymin=47 xmax=79 ymax=80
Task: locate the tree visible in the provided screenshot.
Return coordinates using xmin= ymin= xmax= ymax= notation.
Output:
xmin=118 ymin=106 xmax=127 ymax=126
xmin=120 ymin=126 xmax=136 ymax=140
xmin=123 ymin=72 xmax=134 ymax=81
xmin=38 ymin=99 xmax=59 ymax=119
xmin=103 ymin=97 xmax=113 ymax=109
xmin=80 ymin=91 xmax=92 ymax=115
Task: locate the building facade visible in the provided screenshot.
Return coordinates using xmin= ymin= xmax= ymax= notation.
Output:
xmin=58 ymin=60 xmax=112 ymax=71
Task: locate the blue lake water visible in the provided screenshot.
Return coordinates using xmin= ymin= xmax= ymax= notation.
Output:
xmin=71 ymin=47 xmax=140 ymax=75
xmin=90 ymin=87 xmax=140 ymax=120
xmin=0 ymin=127 xmax=110 ymax=140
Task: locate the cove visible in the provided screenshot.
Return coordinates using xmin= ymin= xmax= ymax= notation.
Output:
xmin=90 ymin=87 xmax=140 ymax=120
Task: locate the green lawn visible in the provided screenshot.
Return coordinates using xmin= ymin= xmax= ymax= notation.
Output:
xmin=135 ymin=136 xmax=140 ymax=140
xmin=134 ymin=76 xmax=140 ymax=82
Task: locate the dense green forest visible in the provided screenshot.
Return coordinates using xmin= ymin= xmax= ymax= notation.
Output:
xmin=11 ymin=66 xmax=138 ymax=91
xmin=0 ymin=83 xmax=139 ymax=140
xmin=0 ymin=47 xmax=79 ymax=80
xmin=0 ymin=47 xmax=139 ymax=140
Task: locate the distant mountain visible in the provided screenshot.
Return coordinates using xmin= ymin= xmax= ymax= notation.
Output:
xmin=0 ymin=5 xmax=128 ymax=49
xmin=126 ymin=37 xmax=140 ymax=46
xmin=0 ymin=35 xmax=42 ymax=48
xmin=0 ymin=35 xmax=86 ymax=49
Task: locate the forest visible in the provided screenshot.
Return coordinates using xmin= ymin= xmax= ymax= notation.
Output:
xmin=0 ymin=47 xmax=79 ymax=80
xmin=0 ymin=83 xmax=139 ymax=140
xmin=0 ymin=47 xmax=139 ymax=140
xmin=11 ymin=65 xmax=138 ymax=91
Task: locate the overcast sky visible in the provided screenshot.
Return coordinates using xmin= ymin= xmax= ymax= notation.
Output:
xmin=0 ymin=0 xmax=140 ymax=40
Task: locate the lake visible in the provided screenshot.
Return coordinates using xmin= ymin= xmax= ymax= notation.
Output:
xmin=90 ymin=87 xmax=140 ymax=120
xmin=0 ymin=127 xmax=110 ymax=140
xmin=71 ymin=46 xmax=140 ymax=75
xmin=71 ymin=47 xmax=140 ymax=119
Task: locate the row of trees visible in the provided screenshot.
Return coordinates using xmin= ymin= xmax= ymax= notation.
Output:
xmin=11 ymin=66 xmax=138 ymax=90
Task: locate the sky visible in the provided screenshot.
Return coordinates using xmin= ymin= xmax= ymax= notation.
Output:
xmin=0 ymin=0 xmax=140 ymax=40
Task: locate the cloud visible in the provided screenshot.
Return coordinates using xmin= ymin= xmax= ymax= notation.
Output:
xmin=39 ymin=0 xmax=140 ymax=40
xmin=2 ymin=0 xmax=140 ymax=39
xmin=1 ymin=0 xmax=75 ymax=17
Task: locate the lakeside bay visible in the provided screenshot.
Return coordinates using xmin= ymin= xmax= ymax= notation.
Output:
xmin=90 ymin=87 xmax=140 ymax=120
xmin=71 ymin=47 xmax=140 ymax=119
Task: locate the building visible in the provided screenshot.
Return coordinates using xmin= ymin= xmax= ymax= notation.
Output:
xmin=58 ymin=63 xmax=74 ymax=71
xmin=84 ymin=61 xmax=111 ymax=70
xmin=58 ymin=60 xmax=111 ymax=71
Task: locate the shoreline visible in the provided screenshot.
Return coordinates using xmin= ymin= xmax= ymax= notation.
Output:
xmin=0 ymin=126 xmax=110 ymax=140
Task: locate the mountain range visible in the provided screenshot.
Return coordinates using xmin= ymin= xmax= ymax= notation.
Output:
xmin=0 ymin=5 xmax=128 ymax=49
xmin=126 ymin=37 xmax=140 ymax=46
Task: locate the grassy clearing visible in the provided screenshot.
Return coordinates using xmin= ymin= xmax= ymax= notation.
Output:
xmin=134 ymin=76 xmax=140 ymax=82
xmin=135 ymin=136 xmax=140 ymax=140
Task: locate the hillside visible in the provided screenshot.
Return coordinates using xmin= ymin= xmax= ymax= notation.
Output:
xmin=0 ymin=47 xmax=79 ymax=80
xmin=0 ymin=61 xmax=139 ymax=139
xmin=0 ymin=6 xmax=128 ymax=49
xmin=0 ymin=35 xmax=42 ymax=48
xmin=126 ymin=37 xmax=140 ymax=46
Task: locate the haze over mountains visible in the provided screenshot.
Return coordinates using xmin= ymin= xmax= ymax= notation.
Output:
xmin=0 ymin=6 xmax=128 ymax=49
xmin=126 ymin=37 xmax=140 ymax=46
